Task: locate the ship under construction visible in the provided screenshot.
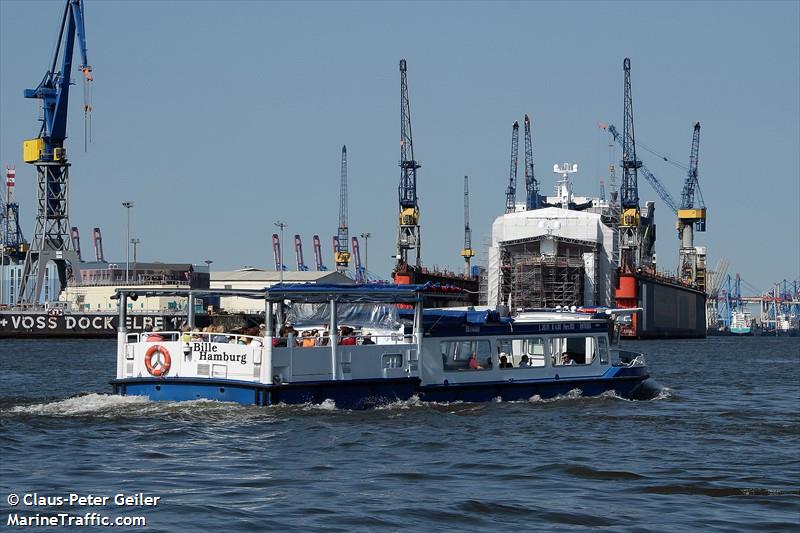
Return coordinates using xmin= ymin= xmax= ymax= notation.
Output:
xmin=487 ymin=59 xmax=707 ymax=339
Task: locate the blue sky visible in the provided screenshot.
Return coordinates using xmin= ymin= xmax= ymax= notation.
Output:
xmin=1 ymin=0 xmax=798 ymax=292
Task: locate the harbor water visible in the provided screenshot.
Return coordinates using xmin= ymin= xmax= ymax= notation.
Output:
xmin=1 ymin=337 xmax=798 ymax=531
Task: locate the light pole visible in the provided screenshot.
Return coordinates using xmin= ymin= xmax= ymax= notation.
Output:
xmin=274 ymin=221 xmax=287 ymax=284
xmin=360 ymin=232 xmax=371 ymax=275
xmin=131 ymin=238 xmax=140 ymax=281
xmin=122 ymin=202 xmax=134 ymax=283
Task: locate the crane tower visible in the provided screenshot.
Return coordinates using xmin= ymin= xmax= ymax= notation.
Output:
xmin=335 ymin=145 xmax=351 ymax=271
xmin=677 ymin=122 xmax=707 ymax=291
xmin=17 ymin=0 xmax=93 ymax=304
xmin=617 ymin=58 xmax=656 ymax=271
xmin=460 ymin=175 xmax=474 ymax=276
xmin=505 ymin=121 xmax=520 ymax=213
xmin=2 ymin=166 xmax=28 ymax=263
xmin=396 ymin=59 xmax=422 ymax=271
xmin=523 ymin=115 xmax=541 ymax=210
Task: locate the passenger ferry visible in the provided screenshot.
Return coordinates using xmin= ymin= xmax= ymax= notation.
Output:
xmin=111 ymin=284 xmax=656 ymax=408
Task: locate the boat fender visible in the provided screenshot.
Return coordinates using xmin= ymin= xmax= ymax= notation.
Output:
xmin=145 ymin=345 xmax=171 ymax=377
xmin=183 ymin=342 xmax=191 ymax=357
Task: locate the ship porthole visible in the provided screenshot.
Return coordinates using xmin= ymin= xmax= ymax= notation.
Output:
xmin=219 ymin=387 xmax=225 ymax=394
xmin=155 ymin=385 xmax=161 ymax=391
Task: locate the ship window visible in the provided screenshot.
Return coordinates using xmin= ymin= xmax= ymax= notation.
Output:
xmin=598 ymin=336 xmax=609 ymax=364
xmin=440 ymin=340 xmax=491 ymax=371
xmin=382 ymin=353 xmax=403 ymax=369
xmin=496 ymin=337 xmax=546 ymax=368
xmin=551 ymin=336 xmax=597 ymax=366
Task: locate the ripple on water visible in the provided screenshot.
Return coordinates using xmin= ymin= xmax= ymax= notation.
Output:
xmin=1 ymin=337 xmax=799 ymax=531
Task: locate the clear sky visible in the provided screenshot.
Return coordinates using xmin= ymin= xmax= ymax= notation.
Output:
xmin=1 ymin=0 xmax=798 ymax=293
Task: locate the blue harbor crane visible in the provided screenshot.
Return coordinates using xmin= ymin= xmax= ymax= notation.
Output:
xmin=523 ymin=115 xmax=541 ymax=210
xmin=679 ymin=122 xmax=706 ymax=231
xmin=604 ymin=58 xmax=659 ymax=271
xmin=335 ymin=145 xmax=351 ymax=271
xmin=620 ymin=58 xmax=641 ymax=212
xmin=396 ymin=59 xmax=422 ymax=270
xmin=606 ymin=124 xmax=680 ymax=213
xmin=18 ymin=0 xmax=93 ymax=304
xmin=505 ymin=121 xmax=520 ymax=213
xmin=604 ymin=120 xmax=708 ymax=289
xmin=677 ymin=122 xmax=708 ymax=290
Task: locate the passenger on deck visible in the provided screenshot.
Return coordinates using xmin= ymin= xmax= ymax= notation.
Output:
xmin=285 ymin=324 xmax=301 ymax=347
xmin=468 ymin=352 xmax=484 ymax=370
xmin=519 ymin=354 xmax=531 ymax=367
xmin=339 ymin=326 xmax=357 ymax=345
xmin=361 ymin=332 xmax=375 ymax=345
xmin=301 ymin=331 xmax=316 ymax=348
xmin=211 ymin=325 xmax=228 ymax=343
xmin=317 ymin=331 xmax=330 ymax=346
xmin=561 ymin=352 xmax=576 ymax=365
xmin=273 ymin=326 xmax=288 ymax=347
xmin=499 ymin=354 xmax=512 ymax=368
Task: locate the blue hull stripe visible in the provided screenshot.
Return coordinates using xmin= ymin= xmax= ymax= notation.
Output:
xmin=112 ymin=367 xmax=649 ymax=408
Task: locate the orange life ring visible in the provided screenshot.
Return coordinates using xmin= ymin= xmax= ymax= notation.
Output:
xmin=145 ymin=345 xmax=171 ymax=377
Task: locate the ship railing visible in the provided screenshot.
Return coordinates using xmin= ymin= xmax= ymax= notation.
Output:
xmin=77 ymin=279 xmax=191 ymax=287
xmin=615 ymin=349 xmax=646 ymax=367
xmin=270 ymin=333 xmax=418 ymax=384
xmin=274 ymin=331 xmax=412 ymax=347
xmin=126 ymin=330 xmax=264 ymax=345
xmin=120 ymin=330 xmax=417 ymax=384
xmin=121 ymin=331 xmax=266 ymax=383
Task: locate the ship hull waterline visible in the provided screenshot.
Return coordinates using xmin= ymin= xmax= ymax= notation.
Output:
xmin=111 ymin=366 xmax=654 ymax=409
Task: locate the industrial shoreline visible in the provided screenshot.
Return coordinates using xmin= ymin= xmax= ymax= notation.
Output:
xmin=2 ymin=3 xmax=798 ymax=339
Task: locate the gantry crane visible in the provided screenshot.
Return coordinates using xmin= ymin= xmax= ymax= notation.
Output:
xmin=351 ymin=236 xmax=366 ymax=283
xmin=272 ymin=234 xmax=286 ymax=271
xmin=523 ymin=115 xmax=541 ymax=210
xmin=70 ymin=227 xmax=82 ymax=261
xmin=395 ymin=59 xmax=422 ymax=271
xmin=677 ymin=122 xmax=707 ymax=290
xmin=312 ymin=235 xmax=327 ymax=271
xmin=505 ymin=121 xmax=520 ymax=213
xmin=294 ymin=234 xmax=309 ymax=271
xmin=460 ymin=175 xmax=474 ymax=276
xmin=18 ymin=0 xmax=93 ymax=304
xmin=335 ymin=145 xmax=351 ymax=271
xmin=92 ymin=227 xmax=105 ymax=262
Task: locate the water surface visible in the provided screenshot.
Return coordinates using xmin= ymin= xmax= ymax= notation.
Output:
xmin=1 ymin=337 xmax=798 ymax=531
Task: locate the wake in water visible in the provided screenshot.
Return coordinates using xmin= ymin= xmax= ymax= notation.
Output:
xmin=2 ymin=383 xmax=676 ymax=419
xmin=3 ymin=393 xmax=263 ymax=420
